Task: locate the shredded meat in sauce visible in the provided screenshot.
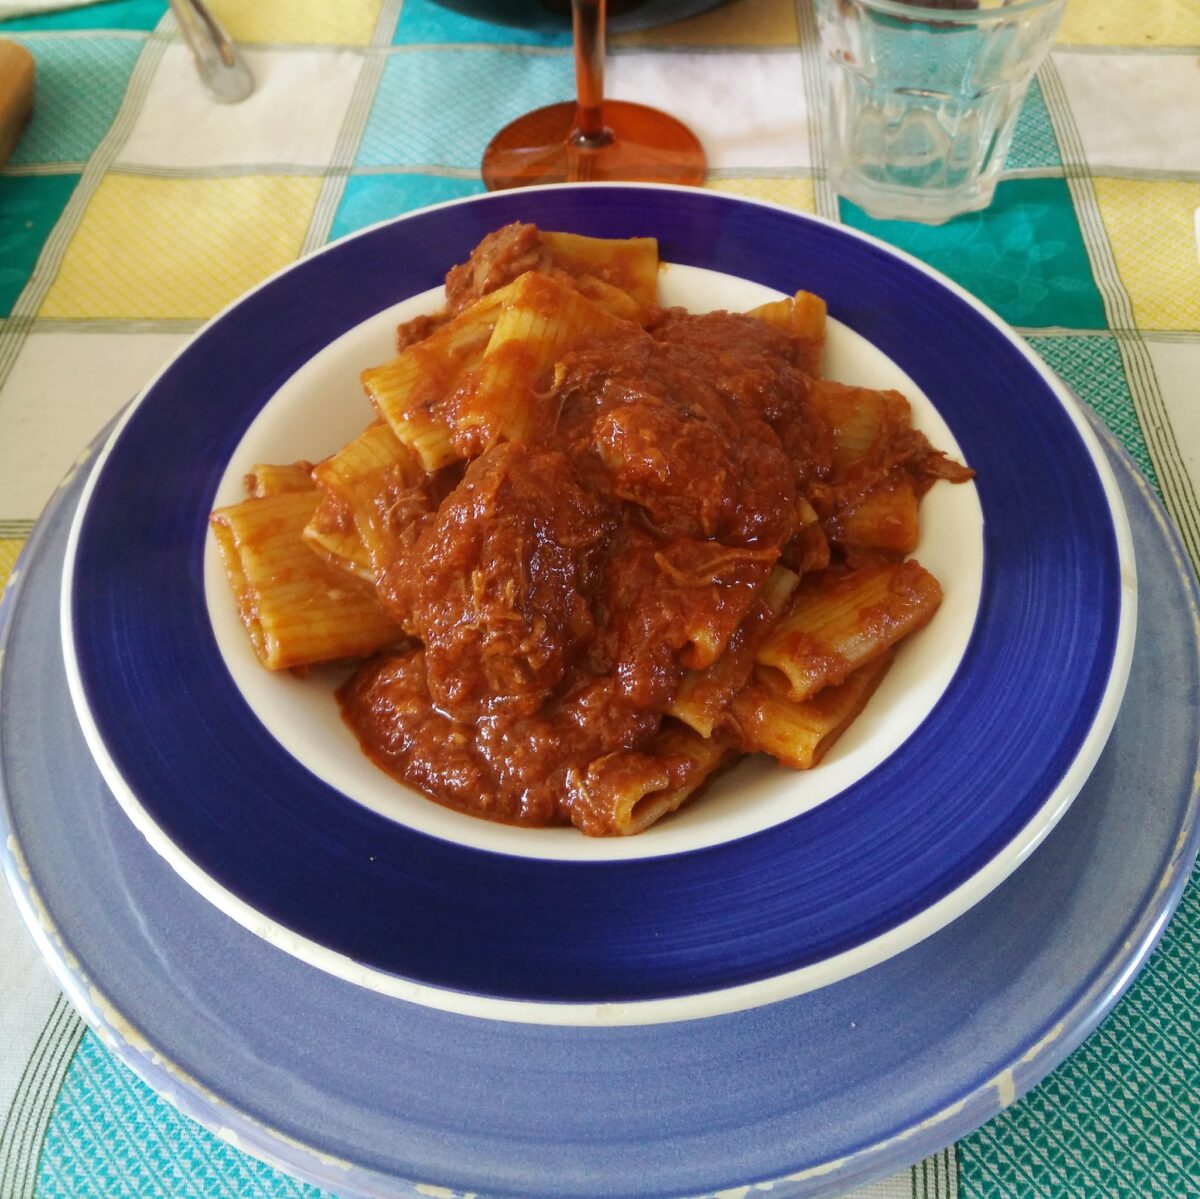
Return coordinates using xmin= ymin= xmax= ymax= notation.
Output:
xmin=340 ymin=224 xmax=973 ymax=833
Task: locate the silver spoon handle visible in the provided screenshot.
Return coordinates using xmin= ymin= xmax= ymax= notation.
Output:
xmin=168 ymin=0 xmax=254 ymax=104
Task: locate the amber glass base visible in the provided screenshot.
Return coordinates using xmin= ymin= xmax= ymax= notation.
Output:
xmin=481 ymin=99 xmax=706 ymax=190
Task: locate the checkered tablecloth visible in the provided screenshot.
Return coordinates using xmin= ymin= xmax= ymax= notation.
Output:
xmin=1 ymin=0 xmax=1198 ymax=1196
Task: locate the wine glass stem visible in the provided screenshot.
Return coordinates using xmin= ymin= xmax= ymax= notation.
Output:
xmin=572 ymin=0 xmax=610 ymax=147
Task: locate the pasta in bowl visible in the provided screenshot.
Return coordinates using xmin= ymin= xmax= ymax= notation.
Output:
xmin=210 ymin=225 xmax=974 ymax=838
xmin=64 ymin=185 xmax=1130 ymax=1017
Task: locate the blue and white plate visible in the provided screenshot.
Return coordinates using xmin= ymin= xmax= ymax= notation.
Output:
xmin=59 ymin=186 xmax=1134 ymax=1023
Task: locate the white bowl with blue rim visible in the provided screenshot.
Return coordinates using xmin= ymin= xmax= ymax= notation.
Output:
xmin=59 ymin=184 xmax=1135 ymax=1027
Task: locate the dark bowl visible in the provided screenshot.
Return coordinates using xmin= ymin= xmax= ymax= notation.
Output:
xmin=428 ymin=0 xmax=730 ymax=34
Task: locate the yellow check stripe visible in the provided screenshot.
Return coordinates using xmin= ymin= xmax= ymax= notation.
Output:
xmin=205 ymin=0 xmax=386 ymax=45
xmin=1093 ymin=177 xmax=1200 ymax=331
xmin=38 ymin=175 xmax=321 ymax=322
xmin=1057 ymin=0 xmax=1200 ymax=47
xmin=706 ymin=177 xmax=817 ymax=212
xmin=0 ymin=539 xmax=23 ymax=593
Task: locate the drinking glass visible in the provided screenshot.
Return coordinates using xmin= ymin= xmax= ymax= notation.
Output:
xmin=481 ymin=0 xmax=706 ymax=189
xmin=814 ymin=0 xmax=1065 ymax=224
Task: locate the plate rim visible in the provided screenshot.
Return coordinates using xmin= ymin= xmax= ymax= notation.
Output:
xmin=57 ymin=184 xmax=1137 ymax=1024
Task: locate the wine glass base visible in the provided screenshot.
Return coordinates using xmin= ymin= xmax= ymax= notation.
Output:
xmin=481 ymin=100 xmax=706 ymax=190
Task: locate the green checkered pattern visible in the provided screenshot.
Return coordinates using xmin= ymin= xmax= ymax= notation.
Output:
xmin=0 ymin=1 xmax=1196 ymax=1197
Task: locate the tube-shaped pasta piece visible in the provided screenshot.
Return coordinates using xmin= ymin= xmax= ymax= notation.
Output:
xmin=746 ymin=296 xmax=792 ymax=331
xmin=791 ymin=495 xmax=830 ymax=575
xmin=566 ymin=722 xmax=736 ymax=836
xmin=651 ymin=541 xmax=780 ymax=672
xmin=683 ymin=608 xmax=752 ymax=673
xmin=746 ymin=290 xmax=826 ymax=376
xmin=311 ymin=421 xmax=427 ymax=574
xmin=732 ymin=652 xmax=893 ymax=769
xmin=244 ymin=461 xmax=314 ymax=497
xmin=301 ymin=491 xmax=373 ymax=582
xmin=807 ymin=379 xmax=912 ymax=471
xmin=791 ymin=290 xmax=827 ymax=350
xmin=210 ymin=489 xmax=400 ymax=671
xmin=571 ymin=275 xmax=646 ymax=323
xmin=669 ymin=565 xmax=799 ymax=738
xmin=458 ymin=271 xmax=635 ymax=449
xmin=756 ymin=560 xmax=941 ymax=701
xmin=314 ymin=421 xmax=417 ymax=492
xmin=836 ymin=477 xmax=920 ymax=555
xmin=540 ymin=231 xmax=659 ymax=307
xmin=362 ymin=284 xmax=513 ymax=471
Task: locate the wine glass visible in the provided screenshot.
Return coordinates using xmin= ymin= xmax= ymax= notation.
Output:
xmin=481 ymin=0 xmax=706 ymax=189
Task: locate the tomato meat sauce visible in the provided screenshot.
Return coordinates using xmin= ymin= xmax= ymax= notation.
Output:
xmin=336 ymin=228 xmax=971 ymax=835
xmin=340 ymin=308 xmax=834 ymax=829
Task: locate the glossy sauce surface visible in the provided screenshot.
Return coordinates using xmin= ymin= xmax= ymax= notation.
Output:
xmin=338 ymin=218 xmax=973 ymax=836
xmin=341 ymin=310 xmax=832 ymax=828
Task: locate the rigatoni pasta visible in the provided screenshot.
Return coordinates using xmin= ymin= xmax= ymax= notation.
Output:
xmin=210 ymin=222 xmax=974 ymax=835
xmin=568 ymin=723 xmax=738 ymax=837
xmin=210 ymin=487 xmax=400 ymax=671
xmin=732 ymin=653 xmax=895 ymax=770
xmin=755 ymin=560 xmax=944 ymax=702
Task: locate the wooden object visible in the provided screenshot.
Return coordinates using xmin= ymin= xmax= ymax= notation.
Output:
xmin=0 ymin=40 xmax=35 ymax=167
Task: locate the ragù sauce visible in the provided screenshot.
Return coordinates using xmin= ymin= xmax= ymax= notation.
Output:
xmin=339 ymin=296 xmax=965 ymax=832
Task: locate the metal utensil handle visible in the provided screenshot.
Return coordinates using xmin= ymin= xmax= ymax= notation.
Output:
xmin=168 ymin=0 xmax=254 ymax=104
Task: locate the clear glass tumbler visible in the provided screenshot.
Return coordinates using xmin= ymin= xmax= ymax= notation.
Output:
xmin=814 ymin=0 xmax=1065 ymax=224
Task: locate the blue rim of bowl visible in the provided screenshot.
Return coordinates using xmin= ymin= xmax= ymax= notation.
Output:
xmin=60 ymin=184 xmax=1134 ymax=1023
